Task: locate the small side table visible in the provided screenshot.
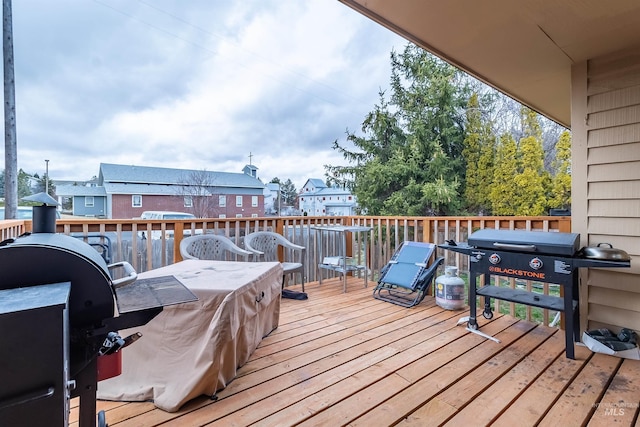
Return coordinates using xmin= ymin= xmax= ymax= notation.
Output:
xmin=312 ymin=225 xmax=372 ymax=292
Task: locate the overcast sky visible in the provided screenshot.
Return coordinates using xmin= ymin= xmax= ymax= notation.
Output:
xmin=5 ymin=0 xmax=406 ymax=190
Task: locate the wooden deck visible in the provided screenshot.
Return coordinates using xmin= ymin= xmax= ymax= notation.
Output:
xmin=74 ymin=277 xmax=639 ymax=426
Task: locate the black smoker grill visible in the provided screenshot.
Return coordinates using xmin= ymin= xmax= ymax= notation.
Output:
xmin=0 ymin=203 xmax=197 ymax=427
xmin=439 ymin=229 xmax=631 ymax=359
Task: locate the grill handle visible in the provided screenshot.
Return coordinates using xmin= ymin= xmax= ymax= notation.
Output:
xmin=109 ymin=261 xmax=138 ymax=288
xmin=493 ymin=242 xmax=537 ymax=252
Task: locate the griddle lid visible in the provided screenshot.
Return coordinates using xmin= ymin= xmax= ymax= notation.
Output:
xmin=579 ymin=243 xmax=631 ymax=261
xmin=468 ymin=229 xmax=580 ymax=256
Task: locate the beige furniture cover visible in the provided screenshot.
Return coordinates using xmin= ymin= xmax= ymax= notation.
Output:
xmin=97 ymin=259 xmax=283 ymax=412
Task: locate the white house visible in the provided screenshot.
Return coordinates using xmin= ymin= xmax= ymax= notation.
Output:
xmin=263 ymin=182 xmax=280 ymax=215
xmin=298 ymin=178 xmax=357 ymax=216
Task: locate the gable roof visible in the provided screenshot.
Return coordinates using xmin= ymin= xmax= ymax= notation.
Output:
xmin=99 ymin=163 xmax=265 ymax=189
xmin=339 ymin=0 xmax=640 ymax=128
xmin=301 ymin=178 xmax=327 ymax=191
xmin=56 ymin=185 xmax=107 ymax=197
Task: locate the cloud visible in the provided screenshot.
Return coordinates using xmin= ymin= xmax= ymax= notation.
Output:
xmin=5 ymin=0 xmax=405 ymax=190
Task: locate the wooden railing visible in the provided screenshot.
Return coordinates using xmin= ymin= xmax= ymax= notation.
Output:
xmin=0 ymin=220 xmax=27 ymax=241
xmin=2 ymin=215 xmax=571 ymax=325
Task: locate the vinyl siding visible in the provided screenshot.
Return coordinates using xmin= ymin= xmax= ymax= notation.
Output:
xmin=573 ymin=45 xmax=640 ymax=334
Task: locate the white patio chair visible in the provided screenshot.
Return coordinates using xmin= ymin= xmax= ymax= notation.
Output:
xmin=243 ymin=231 xmax=305 ymax=291
xmin=180 ymin=234 xmax=251 ymax=261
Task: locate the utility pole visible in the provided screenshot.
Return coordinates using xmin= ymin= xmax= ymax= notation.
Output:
xmin=45 ymin=159 xmax=49 ymax=195
xmin=3 ymin=0 xmax=17 ymax=219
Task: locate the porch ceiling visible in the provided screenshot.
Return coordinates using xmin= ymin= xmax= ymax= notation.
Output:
xmin=338 ymin=0 xmax=640 ymax=128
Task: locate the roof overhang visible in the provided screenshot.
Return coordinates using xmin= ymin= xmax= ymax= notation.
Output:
xmin=338 ymin=0 xmax=640 ymax=128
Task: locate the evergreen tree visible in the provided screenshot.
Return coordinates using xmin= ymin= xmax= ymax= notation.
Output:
xmin=327 ymin=44 xmax=468 ymax=215
xmin=17 ymin=169 xmax=32 ymax=199
xmin=34 ymin=173 xmax=56 ymax=197
xmin=513 ymin=108 xmax=549 ymax=215
xmin=489 ymin=134 xmax=519 ymax=215
xmin=549 ymin=130 xmax=572 ymax=210
xmin=476 ymin=123 xmax=496 ymax=214
xmin=280 ymin=179 xmax=298 ymax=206
xmin=462 ymin=93 xmax=495 ymax=214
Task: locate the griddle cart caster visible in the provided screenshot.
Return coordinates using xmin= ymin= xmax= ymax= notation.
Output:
xmin=467 ymin=319 xmax=478 ymax=330
xmin=98 ymin=410 xmax=108 ymax=427
xmin=482 ymin=299 xmax=494 ymax=319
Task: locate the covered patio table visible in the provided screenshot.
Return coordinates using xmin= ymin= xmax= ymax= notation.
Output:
xmin=97 ymin=259 xmax=283 ymax=412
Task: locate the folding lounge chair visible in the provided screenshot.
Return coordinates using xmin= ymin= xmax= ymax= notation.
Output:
xmin=373 ymin=241 xmax=444 ymax=308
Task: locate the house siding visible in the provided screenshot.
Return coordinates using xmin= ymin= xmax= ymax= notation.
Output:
xmin=112 ymin=194 xmax=263 ymax=219
xmin=572 ymin=45 xmax=640 ymax=334
xmin=72 ymin=196 xmax=107 ymax=217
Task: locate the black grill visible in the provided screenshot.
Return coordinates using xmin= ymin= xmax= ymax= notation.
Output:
xmin=0 ymin=204 xmax=197 ymax=426
xmin=440 ymin=229 xmax=630 ymax=359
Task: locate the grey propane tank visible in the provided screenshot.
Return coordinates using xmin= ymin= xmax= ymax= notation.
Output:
xmin=435 ymin=266 xmax=466 ymax=310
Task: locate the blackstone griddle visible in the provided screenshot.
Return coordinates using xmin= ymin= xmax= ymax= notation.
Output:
xmin=0 ymin=202 xmax=197 ymax=427
xmin=439 ymin=229 xmax=631 ymax=359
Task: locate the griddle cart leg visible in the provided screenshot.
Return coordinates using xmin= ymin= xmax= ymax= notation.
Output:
xmin=468 ymin=272 xmax=478 ymax=329
xmin=562 ymin=276 xmax=579 ymax=360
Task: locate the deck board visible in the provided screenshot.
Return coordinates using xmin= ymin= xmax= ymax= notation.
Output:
xmin=76 ymin=276 xmax=639 ymax=427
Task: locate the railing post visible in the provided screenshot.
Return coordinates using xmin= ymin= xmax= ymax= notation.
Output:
xmin=173 ymin=222 xmax=184 ymax=264
xmin=275 ymin=218 xmax=285 ymax=262
xmin=558 ymin=217 xmax=572 ymax=233
xmin=422 ymin=218 xmax=433 ymax=243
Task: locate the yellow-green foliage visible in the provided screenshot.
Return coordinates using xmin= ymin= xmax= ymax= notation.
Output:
xmin=490 ymin=108 xmax=552 ymax=215
xmin=549 ymin=130 xmax=571 ymax=209
xmin=490 ymin=134 xmax=519 ymax=215
xmin=514 ymin=135 xmax=548 ymax=215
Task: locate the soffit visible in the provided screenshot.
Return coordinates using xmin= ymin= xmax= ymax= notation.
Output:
xmin=339 ymin=0 xmax=640 ymax=128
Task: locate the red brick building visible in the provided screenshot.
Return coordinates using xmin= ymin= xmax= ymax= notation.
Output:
xmin=98 ymin=163 xmax=266 ymax=219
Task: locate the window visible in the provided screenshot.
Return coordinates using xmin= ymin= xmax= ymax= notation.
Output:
xmin=236 ymin=196 xmax=243 ymax=207
xmin=85 ymin=196 xmax=94 ymax=207
xmin=251 ymin=196 xmax=258 ymax=207
xmin=132 ymin=195 xmax=142 ymax=207
xmin=219 ymin=195 xmax=226 ymax=207
xmin=218 ymin=214 xmax=226 ymax=219
xmin=235 ymin=213 xmax=243 ymax=218
xmin=184 ymin=196 xmax=193 ymax=208
xmin=251 ymin=213 xmax=258 ymax=218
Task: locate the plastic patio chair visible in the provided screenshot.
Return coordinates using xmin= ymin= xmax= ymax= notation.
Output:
xmin=180 ymin=234 xmax=252 ymax=261
xmin=373 ymin=241 xmax=444 ymax=307
xmin=243 ymin=231 xmax=306 ymax=291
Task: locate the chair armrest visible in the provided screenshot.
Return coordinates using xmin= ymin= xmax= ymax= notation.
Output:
xmin=417 ymin=256 xmax=444 ymax=283
xmin=282 ymin=241 xmax=305 ymax=251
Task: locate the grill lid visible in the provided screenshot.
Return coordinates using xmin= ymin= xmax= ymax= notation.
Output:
xmin=467 ymin=229 xmax=580 ymax=256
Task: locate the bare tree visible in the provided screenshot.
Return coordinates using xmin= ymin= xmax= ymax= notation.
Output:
xmin=178 ymin=169 xmax=218 ymax=218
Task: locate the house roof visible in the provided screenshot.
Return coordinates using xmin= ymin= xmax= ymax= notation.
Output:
xmin=315 ymin=187 xmax=352 ymax=196
xmin=56 ymin=185 xmax=107 ymax=197
xmin=302 ymin=179 xmax=327 ymax=190
xmin=99 ymin=163 xmax=265 ymax=189
xmin=339 ymin=0 xmax=640 ymax=128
